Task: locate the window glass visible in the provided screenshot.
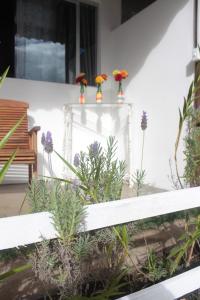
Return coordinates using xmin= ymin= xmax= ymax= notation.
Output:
xmin=15 ymin=0 xmax=76 ymax=84
xmin=0 ymin=0 xmax=98 ymax=85
xmin=80 ymin=2 xmax=97 ymax=86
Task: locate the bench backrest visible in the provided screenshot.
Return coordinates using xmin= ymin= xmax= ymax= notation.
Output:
xmin=0 ymin=99 xmax=29 ymax=150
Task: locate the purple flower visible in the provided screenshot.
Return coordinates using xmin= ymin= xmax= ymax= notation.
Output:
xmin=73 ymin=153 xmax=80 ymax=167
xmin=41 ymin=131 xmax=53 ymax=153
xmin=41 ymin=133 xmax=46 ymax=146
xmin=89 ymin=141 xmax=100 ymax=157
xmin=141 ymin=111 xmax=147 ymax=131
xmin=85 ymin=195 xmax=91 ymax=202
xmin=72 ymin=178 xmax=80 ymax=191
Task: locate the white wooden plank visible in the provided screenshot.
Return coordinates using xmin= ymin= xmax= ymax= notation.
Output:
xmin=118 ymin=266 xmax=200 ymax=300
xmin=0 ymin=212 xmax=56 ymax=250
xmin=85 ymin=187 xmax=200 ymax=231
xmin=0 ymin=187 xmax=200 ymax=250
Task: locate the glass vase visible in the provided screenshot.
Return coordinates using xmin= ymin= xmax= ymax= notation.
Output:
xmin=79 ymin=84 xmax=85 ymax=104
xmin=96 ymin=85 xmax=103 ymax=103
xmin=79 ymin=93 xmax=85 ymax=104
xmin=117 ymin=81 xmax=125 ymax=104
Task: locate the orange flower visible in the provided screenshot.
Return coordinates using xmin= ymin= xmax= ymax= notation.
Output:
xmin=112 ymin=69 xmax=128 ymax=81
xmin=121 ymin=70 xmax=128 ymax=79
xmin=81 ymin=78 xmax=88 ymax=86
xmin=101 ymin=74 xmax=108 ymax=80
xmin=95 ymin=75 xmax=104 ymax=84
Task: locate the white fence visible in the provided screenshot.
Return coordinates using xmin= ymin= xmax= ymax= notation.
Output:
xmin=1 ymin=187 xmax=200 ymax=299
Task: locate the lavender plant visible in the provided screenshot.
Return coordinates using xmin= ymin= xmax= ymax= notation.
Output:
xmin=183 ymin=109 xmax=200 ymax=187
xmin=173 ymin=76 xmax=200 ymax=189
xmin=132 ymin=111 xmax=148 ymax=196
xmin=28 ymin=180 xmax=127 ymax=299
xmin=41 ymin=131 xmax=54 ymax=176
xmin=55 ymin=136 xmax=126 ymax=203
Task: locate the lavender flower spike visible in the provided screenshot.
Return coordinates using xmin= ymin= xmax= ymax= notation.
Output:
xmin=90 ymin=141 xmax=99 ymax=157
xmin=73 ymin=153 xmax=80 ymax=167
xmin=72 ymin=178 xmax=80 ymax=191
xmin=41 ymin=132 xmax=46 ymax=146
xmin=141 ymin=111 xmax=147 ymax=131
xmin=44 ymin=131 xmax=53 ymax=153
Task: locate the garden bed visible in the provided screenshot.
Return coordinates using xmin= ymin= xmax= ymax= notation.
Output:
xmin=0 ymin=215 xmax=195 ymax=300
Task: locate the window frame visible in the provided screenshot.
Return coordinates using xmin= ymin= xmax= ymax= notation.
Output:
xmin=64 ymin=0 xmax=100 ymax=81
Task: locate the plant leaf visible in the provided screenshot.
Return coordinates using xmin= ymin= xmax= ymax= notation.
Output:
xmin=0 ymin=150 xmax=17 ymax=184
xmin=0 ymin=263 xmax=32 ymax=281
xmin=0 ymin=66 xmax=9 ymax=88
xmin=0 ymin=114 xmax=25 ymax=149
xmin=54 ymin=150 xmax=85 ymax=182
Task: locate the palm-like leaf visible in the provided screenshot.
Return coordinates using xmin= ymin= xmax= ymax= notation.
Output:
xmin=0 ymin=114 xmax=25 ymax=150
xmin=0 ymin=66 xmax=9 ymax=88
xmin=0 ymin=114 xmax=25 ymax=183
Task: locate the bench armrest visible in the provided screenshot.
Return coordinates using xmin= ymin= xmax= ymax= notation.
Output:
xmin=29 ymin=126 xmax=40 ymax=152
xmin=28 ymin=126 xmax=41 ymax=135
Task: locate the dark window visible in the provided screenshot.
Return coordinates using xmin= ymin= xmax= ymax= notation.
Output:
xmin=80 ymin=3 xmax=97 ymax=85
xmin=0 ymin=0 xmax=16 ymax=77
xmin=122 ymin=0 xmax=156 ymax=23
xmin=0 ymin=0 xmax=98 ymax=85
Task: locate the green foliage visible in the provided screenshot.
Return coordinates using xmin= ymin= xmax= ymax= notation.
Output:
xmin=142 ymin=247 xmax=168 ymax=283
xmin=27 ymin=180 xmax=86 ymax=245
xmin=174 ymin=76 xmax=200 ymax=188
xmin=0 ymin=264 xmax=32 ymax=282
xmin=169 ymin=215 xmax=200 ymax=274
xmin=72 ymin=234 xmax=93 ymax=260
xmin=67 ymin=270 xmax=127 ymax=300
xmin=184 ymin=109 xmax=200 ymax=186
xmin=51 ymin=182 xmax=86 ymax=244
xmin=55 ymin=136 xmax=126 ymax=203
xmin=132 ymin=169 xmax=146 ymax=196
xmin=26 ymin=179 xmax=56 ymax=212
xmin=0 ymin=66 xmax=9 ymax=88
xmin=28 ymin=179 xmax=128 ymax=298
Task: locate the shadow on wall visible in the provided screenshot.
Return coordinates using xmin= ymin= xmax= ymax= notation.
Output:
xmin=111 ymin=0 xmax=190 ymax=86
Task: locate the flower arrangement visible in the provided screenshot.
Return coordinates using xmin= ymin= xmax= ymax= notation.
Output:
xmin=75 ymin=73 xmax=88 ymax=104
xmin=112 ymin=69 xmax=128 ymax=103
xmin=95 ymin=73 xmax=108 ymax=103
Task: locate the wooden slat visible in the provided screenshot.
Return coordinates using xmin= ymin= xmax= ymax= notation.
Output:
xmin=0 ymin=99 xmax=29 ymax=108
xmin=0 ymin=101 xmax=29 ymax=149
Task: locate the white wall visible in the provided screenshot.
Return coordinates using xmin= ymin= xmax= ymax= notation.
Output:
xmin=0 ymin=0 xmax=194 ymax=190
xmin=0 ymin=78 xmax=94 ymax=181
xmin=106 ymin=0 xmax=194 ymax=189
xmin=0 ymin=0 xmax=122 ymax=183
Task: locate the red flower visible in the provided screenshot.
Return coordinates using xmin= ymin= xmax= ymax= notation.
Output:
xmin=76 ymin=73 xmax=86 ymax=84
xmin=115 ymin=73 xmax=123 ymax=81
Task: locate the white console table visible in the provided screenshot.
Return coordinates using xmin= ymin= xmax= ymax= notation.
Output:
xmin=62 ymin=103 xmax=133 ymax=184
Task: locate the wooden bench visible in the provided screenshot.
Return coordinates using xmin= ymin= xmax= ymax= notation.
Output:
xmin=0 ymin=99 xmax=40 ymax=183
